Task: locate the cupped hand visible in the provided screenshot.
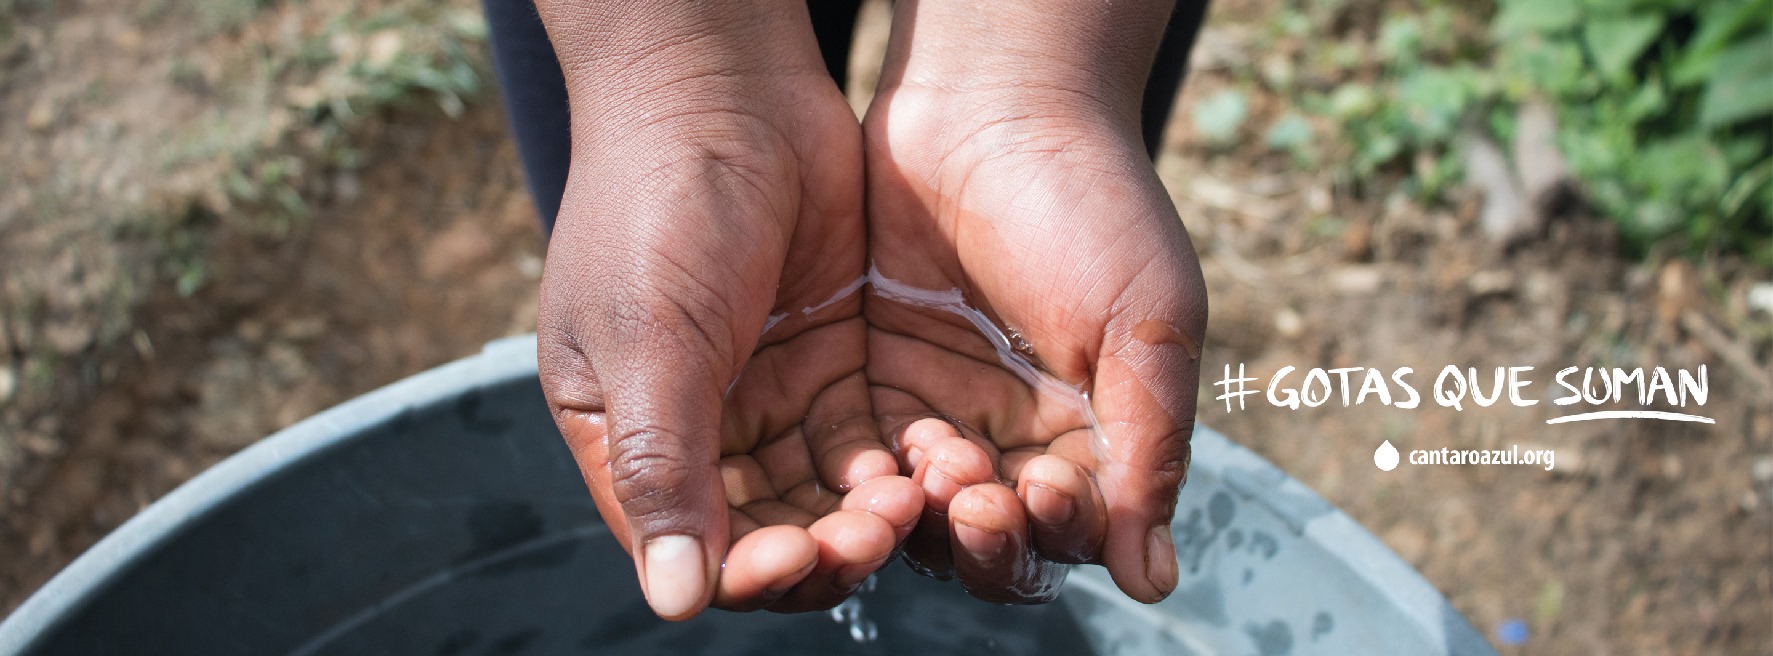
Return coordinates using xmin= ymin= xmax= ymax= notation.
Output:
xmin=861 ymin=84 xmax=1208 ymax=604
xmin=535 ymin=6 xmax=919 ymax=619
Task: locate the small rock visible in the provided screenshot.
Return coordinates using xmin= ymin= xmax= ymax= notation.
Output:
xmin=1463 ymin=132 xmax=1531 ymax=242
xmin=237 ymin=319 xmax=267 ymax=343
xmin=25 ymin=97 xmax=54 ymax=132
xmin=1751 ymin=456 xmax=1773 ymax=485
xmin=332 ymin=172 xmax=362 ymax=202
xmin=1514 ymin=100 xmax=1578 ymax=221
xmin=279 ymin=316 xmax=327 ymax=341
xmin=1747 ymin=282 xmax=1773 ymax=316
xmin=264 ymin=342 xmax=310 ymax=382
xmin=365 ymin=29 xmax=404 ymax=69
xmin=132 ymin=330 xmax=155 ymax=360
xmin=1549 ymin=447 xmax=1584 ymax=477
xmin=1383 ymin=523 xmax=1429 ymax=563
xmin=1656 ymin=260 xmax=1699 ymax=329
xmin=516 ymin=253 xmax=544 ymax=280
xmin=1468 ymin=270 xmax=1514 ymax=296
xmin=1306 ymin=184 xmax=1333 ymax=215
xmin=0 ymin=367 xmax=15 ymax=401
xmin=43 ymin=320 xmax=93 ymax=354
xmin=1329 ymin=266 xmax=1383 ymax=295
xmin=1522 ymin=270 xmax=1557 ymax=304
xmin=21 ymin=432 xmax=62 ymax=457
xmin=1661 ymin=454 xmax=1683 ymax=480
xmin=1273 ymin=307 xmax=1304 ymax=340
xmin=112 ymin=27 xmax=143 ymax=53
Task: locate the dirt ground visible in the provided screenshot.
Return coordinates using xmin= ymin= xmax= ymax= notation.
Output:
xmin=2 ymin=1 xmax=1769 ymax=654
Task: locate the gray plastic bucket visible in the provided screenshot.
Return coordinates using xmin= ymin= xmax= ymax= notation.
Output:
xmin=0 ymin=335 xmax=1495 ymax=655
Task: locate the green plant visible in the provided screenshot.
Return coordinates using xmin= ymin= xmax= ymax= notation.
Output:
xmin=1291 ymin=0 xmax=1773 ymax=264
xmin=1496 ymin=0 xmax=1772 ymax=261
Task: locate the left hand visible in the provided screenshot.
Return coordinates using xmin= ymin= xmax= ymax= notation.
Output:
xmin=861 ymin=75 xmax=1209 ymax=604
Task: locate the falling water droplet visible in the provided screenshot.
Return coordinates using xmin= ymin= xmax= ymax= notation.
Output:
xmin=1374 ymin=440 xmax=1400 ymax=471
xmin=849 ymin=619 xmax=878 ymax=643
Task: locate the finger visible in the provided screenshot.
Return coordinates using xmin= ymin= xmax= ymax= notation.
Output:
xmin=950 ymin=483 xmax=1067 ymax=604
xmin=592 ymin=315 xmax=739 ymax=621
xmin=841 ymin=475 xmax=924 ymax=545
xmin=911 ymin=427 xmax=995 ymax=513
xmin=1092 ymin=289 xmax=1206 ymax=603
xmin=899 ymin=418 xmax=997 ymax=496
xmin=714 ymin=525 xmax=818 ymax=611
xmin=903 ymin=430 xmax=995 ymax=579
xmin=1015 ymin=454 xmax=1107 ymax=564
xmin=551 ymin=409 xmax=633 ymax=548
xmin=768 ymin=509 xmax=899 ymax=612
xmin=892 ymin=416 xmax=950 ymax=473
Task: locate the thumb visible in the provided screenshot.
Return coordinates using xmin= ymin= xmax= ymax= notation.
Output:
xmin=1089 ymin=270 xmax=1206 ymax=604
xmin=543 ymin=300 xmax=737 ymax=621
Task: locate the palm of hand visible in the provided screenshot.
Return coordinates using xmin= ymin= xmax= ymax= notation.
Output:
xmin=859 ymin=92 xmax=1206 ymax=603
xmin=543 ymin=77 xmax=920 ymax=616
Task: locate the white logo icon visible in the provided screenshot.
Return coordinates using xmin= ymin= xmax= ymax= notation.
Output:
xmin=1374 ymin=440 xmax=1399 ymax=471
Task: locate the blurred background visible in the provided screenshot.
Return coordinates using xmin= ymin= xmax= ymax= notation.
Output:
xmin=1 ymin=0 xmax=1768 ymax=653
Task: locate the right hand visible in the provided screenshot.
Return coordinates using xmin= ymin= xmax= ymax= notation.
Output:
xmin=534 ymin=0 xmax=920 ymax=620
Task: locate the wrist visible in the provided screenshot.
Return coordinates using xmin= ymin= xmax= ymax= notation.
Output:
xmin=876 ymin=0 xmax=1176 ymax=118
xmin=536 ymin=0 xmax=836 ymax=141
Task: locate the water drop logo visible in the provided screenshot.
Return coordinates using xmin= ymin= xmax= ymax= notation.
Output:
xmin=1374 ymin=440 xmax=1399 ymax=471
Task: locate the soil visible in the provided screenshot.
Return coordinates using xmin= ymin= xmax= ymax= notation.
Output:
xmin=2 ymin=0 xmax=1768 ymax=654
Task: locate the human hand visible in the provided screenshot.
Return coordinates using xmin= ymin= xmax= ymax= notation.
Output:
xmin=534 ymin=0 xmax=920 ymax=620
xmin=860 ymin=0 xmax=1206 ymax=605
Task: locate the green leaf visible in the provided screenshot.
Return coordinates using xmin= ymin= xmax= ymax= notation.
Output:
xmin=1672 ymin=0 xmax=1773 ymax=87
xmin=1535 ymin=580 xmax=1566 ymax=626
xmin=1328 ymin=84 xmax=1378 ymax=119
xmin=1379 ymin=15 xmax=1423 ymax=61
xmin=1623 ymin=76 xmax=1668 ymax=122
xmin=1722 ymin=158 xmax=1773 ymax=217
xmin=1499 ymin=37 xmax=1591 ymax=98
xmin=1582 ymin=15 xmax=1665 ymax=80
xmin=1397 ymin=68 xmax=1473 ymax=141
xmin=1192 ymin=89 xmax=1249 ymax=145
xmin=1265 ymin=113 xmax=1314 ymax=150
xmin=1635 ymin=136 xmax=1732 ymax=203
xmin=1357 ymin=133 xmax=1403 ymax=172
xmin=1494 ymin=1 xmax=1581 ymax=36
xmin=1698 ymin=29 xmax=1773 ymax=127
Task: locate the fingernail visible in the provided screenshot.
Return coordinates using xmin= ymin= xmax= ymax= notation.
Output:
xmin=906 ymin=446 xmax=925 ymax=470
xmin=1025 ymin=484 xmax=1076 ymax=526
xmin=1145 ymin=525 xmax=1178 ymax=601
xmin=642 ymin=535 xmax=706 ymax=618
xmin=764 ymin=561 xmax=817 ymax=598
xmin=921 ymin=468 xmax=961 ymax=513
xmin=954 ymin=522 xmax=1008 ymax=562
xmin=835 ymin=557 xmax=889 ymax=591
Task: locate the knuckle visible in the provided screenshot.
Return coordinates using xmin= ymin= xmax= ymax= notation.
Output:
xmin=607 ymin=426 xmax=701 ymax=520
xmin=1145 ymin=422 xmax=1195 ymax=494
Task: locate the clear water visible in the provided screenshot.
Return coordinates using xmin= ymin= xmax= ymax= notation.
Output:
xmin=761 ymin=267 xmax=1113 ymax=462
xmin=573 ymin=563 xmax=1102 ymax=656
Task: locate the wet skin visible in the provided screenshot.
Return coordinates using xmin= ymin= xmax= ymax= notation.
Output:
xmin=534 ymin=0 xmax=921 ymax=619
xmin=863 ymin=86 xmax=1206 ymax=604
xmin=533 ymin=0 xmax=1204 ymax=618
